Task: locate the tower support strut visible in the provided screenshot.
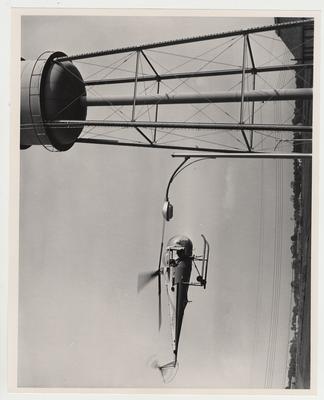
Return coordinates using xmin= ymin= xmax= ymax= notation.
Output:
xmin=53 ymin=119 xmax=312 ymax=133
xmin=84 ymin=88 xmax=312 ymax=107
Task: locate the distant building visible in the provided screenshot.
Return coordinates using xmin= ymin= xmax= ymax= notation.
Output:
xmin=274 ymin=17 xmax=313 ymax=62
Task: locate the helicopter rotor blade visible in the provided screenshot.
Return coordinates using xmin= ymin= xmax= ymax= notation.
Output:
xmin=156 ymin=235 xmax=165 ymax=330
xmin=158 ymin=271 xmax=162 ymax=330
xmin=137 ymin=270 xmax=159 ymax=292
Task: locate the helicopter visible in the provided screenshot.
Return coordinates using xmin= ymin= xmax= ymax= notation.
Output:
xmin=138 ymin=232 xmax=209 ymax=380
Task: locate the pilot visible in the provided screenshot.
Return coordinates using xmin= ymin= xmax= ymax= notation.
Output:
xmin=176 ymin=248 xmax=186 ymax=260
xmin=176 ymin=247 xmax=192 ymax=263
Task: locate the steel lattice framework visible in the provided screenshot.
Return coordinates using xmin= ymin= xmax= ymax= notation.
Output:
xmin=21 ymin=18 xmax=314 ymax=157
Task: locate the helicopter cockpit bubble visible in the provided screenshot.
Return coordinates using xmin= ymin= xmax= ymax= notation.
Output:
xmin=164 ymin=235 xmax=193 ymax=262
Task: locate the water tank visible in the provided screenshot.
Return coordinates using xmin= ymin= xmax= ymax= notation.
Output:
xmin=20 ymin=51 xmax=87 ymax=151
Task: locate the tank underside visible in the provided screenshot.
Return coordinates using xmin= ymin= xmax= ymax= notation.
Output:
xmin=20 ymin=51 xmax=87 ymax=151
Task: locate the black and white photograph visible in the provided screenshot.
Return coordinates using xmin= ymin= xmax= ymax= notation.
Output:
xmin=3 ymin=6 xmax=319 ymax=394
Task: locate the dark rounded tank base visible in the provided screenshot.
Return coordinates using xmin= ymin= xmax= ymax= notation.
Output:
xmin=20 ymin=51 xmax=87 ymax=151
xmin=41 ymin=52 xmax=87 ymax=151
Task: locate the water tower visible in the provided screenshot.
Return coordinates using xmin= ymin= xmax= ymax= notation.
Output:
xmin=20 ymin=18 xmax=313 ymax=158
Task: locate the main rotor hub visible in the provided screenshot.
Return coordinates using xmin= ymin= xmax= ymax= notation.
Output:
xmin=20 ymin=51 xmax=87 ymax=151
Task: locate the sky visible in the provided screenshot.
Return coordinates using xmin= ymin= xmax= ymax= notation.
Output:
xmin=18 ymin=14 xmax=300 ymax=389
